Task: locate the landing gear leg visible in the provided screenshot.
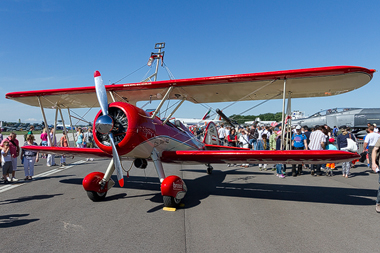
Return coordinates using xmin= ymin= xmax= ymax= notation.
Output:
xmin=206 ymin=163 xmax=213 ymax=175
xmin=151 ymin=148 xmax=166 ymax=183
xmin=152 ymin=148 xmax=187 ymax=207
xmin=100 ymin=159 xmax=115 ymax=187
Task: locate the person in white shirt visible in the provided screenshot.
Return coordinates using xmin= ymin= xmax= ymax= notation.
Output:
xmin=364 ymin=126 xmax=380 ymax=170
xmin=225 ymin=127 xmax=230 ymax=138
xmin=239 ymin=130 xmax=250 ymax=148
xmin=309 ymin=126 xmax=327 ymax=176
xmin=262 ymin=126 xmax=271 ymax=139
xmin=239 ymin=130 xmax=250 ymax=167
xmin=257 ymin=126 xmax=264 ymax=140
xmin=218 ymin=124 xmax=227 ymax=146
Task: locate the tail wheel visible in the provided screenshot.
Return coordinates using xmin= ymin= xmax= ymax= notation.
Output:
xmin=87 ymin=191 xmax=107 ymax=202
xmin=163 ymin=195 xmax=181 ymax=207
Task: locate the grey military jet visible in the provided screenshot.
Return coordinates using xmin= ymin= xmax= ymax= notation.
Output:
xmin=292 ymin=108 xmax=380 ymax=129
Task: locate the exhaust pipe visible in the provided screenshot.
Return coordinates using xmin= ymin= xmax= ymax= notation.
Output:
xmin=134 ymin=158 xmax=148 ymax=169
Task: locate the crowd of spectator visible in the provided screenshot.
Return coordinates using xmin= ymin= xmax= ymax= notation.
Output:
xmin=1 ymin=125 xmax=95 ymax=183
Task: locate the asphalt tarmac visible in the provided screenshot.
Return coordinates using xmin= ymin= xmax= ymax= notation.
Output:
xmin=1 ymin=158 xmax=380 ymax=253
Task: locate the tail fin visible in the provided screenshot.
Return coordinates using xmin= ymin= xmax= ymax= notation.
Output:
xmin=203 ymin=122 xmax=220 ymax=145
xmin=213 ymin=112 xmax=221 ymax=121
xmin=202 ymin=108 xmax=212 ymax=120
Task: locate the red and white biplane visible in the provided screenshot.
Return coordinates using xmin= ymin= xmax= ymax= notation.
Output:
xmin=5 ymin=50 xmax=374 ymax=207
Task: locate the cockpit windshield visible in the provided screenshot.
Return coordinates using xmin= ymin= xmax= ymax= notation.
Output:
xmin=309 ymin=108 xmax=359 ymax=118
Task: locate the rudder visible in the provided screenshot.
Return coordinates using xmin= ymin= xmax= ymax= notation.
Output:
xmin=203 ymin=122 xmax=220 ymax=145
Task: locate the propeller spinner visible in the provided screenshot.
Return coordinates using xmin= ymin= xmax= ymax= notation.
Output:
xmin=94 ymin=71 xmax=124 ymax=187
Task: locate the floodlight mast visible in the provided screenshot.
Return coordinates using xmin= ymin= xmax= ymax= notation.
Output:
xmin=143 ymin=42 xmax=165 ymax=82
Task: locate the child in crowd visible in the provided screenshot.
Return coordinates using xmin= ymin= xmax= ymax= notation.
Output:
xmin=275 ymin=131 xmax=286 ymax=178
xmin=60 ymin=131 xmax=69 ymax=166
xmin=1 ymin=141 xmax=13 ymax=183
xmin=325 ymin=138 xmax=337 ymax=176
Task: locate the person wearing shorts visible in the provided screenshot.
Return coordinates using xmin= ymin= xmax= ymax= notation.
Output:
xmin=2 ymin=141 xmax=13 ymax=183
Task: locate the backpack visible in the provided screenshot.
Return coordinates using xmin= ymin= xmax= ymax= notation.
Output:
xmin=253 ymin=129 xmax=259 ymax=140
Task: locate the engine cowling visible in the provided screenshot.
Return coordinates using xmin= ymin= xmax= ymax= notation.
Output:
xmin=93 ymin=102 xmax=156 ymax=156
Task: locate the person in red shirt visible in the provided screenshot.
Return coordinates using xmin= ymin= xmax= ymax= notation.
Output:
xmin=1 ymin=132 xmax=20 ymax=182
xmin=227 ymin=128 xmax=238 ymax=147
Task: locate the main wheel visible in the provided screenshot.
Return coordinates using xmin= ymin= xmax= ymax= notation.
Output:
xmin=163 ymin=195 xmax=181 ymax=207
xmin=87 ymin=191 xmax=107 ymax=202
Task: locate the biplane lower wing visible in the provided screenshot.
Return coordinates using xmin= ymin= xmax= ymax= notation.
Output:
xmin=161 ymin=150 xmax=360 ymax=165
xmin=22 ymin=146 xmax=359 ymax=165
xmin=22 ymin=146 xmax=112 ymax=159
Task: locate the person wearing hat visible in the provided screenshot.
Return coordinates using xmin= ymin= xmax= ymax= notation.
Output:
xmin=374 ymin=123 xmax=379 ymax=133
xmin=291 ymin=125 xmax=308 ymax=176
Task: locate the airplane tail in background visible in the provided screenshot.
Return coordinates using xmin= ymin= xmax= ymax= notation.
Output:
xmin=202 ymin=108 xmax=212 ymax=120
xmin=203 ymin=122 xmax=220 ymax=145
xmin=213 ymin=113 xmax=221 ymax=121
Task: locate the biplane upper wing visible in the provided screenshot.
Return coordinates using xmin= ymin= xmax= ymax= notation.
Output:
xmin=6 ymin=66 xmax=375 ymax=109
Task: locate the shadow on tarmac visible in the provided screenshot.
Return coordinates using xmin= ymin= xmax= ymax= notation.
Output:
xmin=58 ymin=168 xmax=377 ymax=211
xmin=0 ymin=194 xmax=64 ymax=205
xmin=0 ymin=214 xmax=39 ymax=228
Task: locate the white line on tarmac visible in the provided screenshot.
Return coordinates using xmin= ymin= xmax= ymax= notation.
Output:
xmin=0 ymin=160 xmax=87 ymax=194
xmin=0 ymin=184 xmax=21 ymax=193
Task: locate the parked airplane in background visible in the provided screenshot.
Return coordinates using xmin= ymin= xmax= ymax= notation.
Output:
xmin=174 ymin=108 xmax=223 ymax=126
xmin=291 ymin=108 xmax=380 ymax=129
xmin=245 ymin=117 xmax=276 ymax=126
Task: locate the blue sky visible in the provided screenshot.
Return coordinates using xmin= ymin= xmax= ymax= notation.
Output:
xmin=1 ymin=0 xmax=379 ymax=124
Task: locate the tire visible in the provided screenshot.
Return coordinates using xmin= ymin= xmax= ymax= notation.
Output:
xmin=86 ymin=191 xmax=107 ymax=202
xmin=163 ymin=195 xmax=181 ymax=207
xmin=207 ymin=166 xmax=213 ymax=175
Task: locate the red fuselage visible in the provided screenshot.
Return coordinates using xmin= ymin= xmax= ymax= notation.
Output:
xmin=93 ymin=102 xmax=204 ymax=158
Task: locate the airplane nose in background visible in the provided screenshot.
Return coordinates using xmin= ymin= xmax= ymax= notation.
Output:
xmin=94 ymin=70 xmax=101 ymax=78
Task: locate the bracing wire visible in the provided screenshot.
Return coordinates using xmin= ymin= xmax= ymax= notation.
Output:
xmin=163 ymin=62 xmax=175 ymax=80
xmin=113 ymin=64 xmax=148 ymax=84
xmin=231 ymin=92 xmax=282 ymax=119
xmin=198 ymin=79 xmax=278 ymax=121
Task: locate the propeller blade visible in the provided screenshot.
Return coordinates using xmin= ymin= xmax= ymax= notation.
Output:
xmin=109 ymin=132 xmax=124 ymax=187
xmin=94 ymin=70 xmax=124 ymax=187
xmin=94 ymin=71 xmax=108 ymax=116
